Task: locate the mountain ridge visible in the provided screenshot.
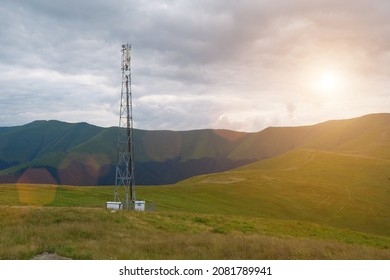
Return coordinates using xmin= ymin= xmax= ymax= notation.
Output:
xmin=0 ymin=121 xmax=255 ymax=185
xmin=0 ymin=113 xmax=389 ymax=185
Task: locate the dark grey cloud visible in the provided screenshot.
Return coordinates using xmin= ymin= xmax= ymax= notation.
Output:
xmin=0 ymin=0 xmax=389 ymax=131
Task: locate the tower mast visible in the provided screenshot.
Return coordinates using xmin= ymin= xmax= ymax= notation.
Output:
xmin=114 ymin=43 xmax=135 ymax=209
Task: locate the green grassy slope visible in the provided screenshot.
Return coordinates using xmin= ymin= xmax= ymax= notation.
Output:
xmin=147 ymin=149 xmax=390 ymax=236
xmin=0 ymin=121 xmax=253 ymax=184
xmin=0 ymin=121 xmax=250 ymax=166
xmin=1 ymin=114 xmax=389 ymax=259
xmin=0 ymin=121 xmax=102 ymax=163
xmin=1 ymin=113 xmax=389 ymax=185
xmin=302 ymin=113 xmax=390 ymax=158
xmin=229 ymin=113 xmax=390 ymax=160
xmin=2 ymin=148 xmax=387 ymax=236
xmin=0 ymin=182 xmax=389 ymax=259
xmin=0 ymin=206 xmax=389 ymax=259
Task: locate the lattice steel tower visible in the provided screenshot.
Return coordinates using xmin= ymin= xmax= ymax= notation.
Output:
xmin=114 ymin=43 xmax=135 ymax=209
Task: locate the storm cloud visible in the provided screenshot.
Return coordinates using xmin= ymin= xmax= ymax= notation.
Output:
xmin=1 ymin=0 xmax=389 ymax=131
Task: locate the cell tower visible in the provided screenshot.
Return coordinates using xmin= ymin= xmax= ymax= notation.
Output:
xmin=114 ymin=43 xmax=135 ymax=209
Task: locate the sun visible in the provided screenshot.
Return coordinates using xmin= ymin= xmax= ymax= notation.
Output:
xmin=304 ymin=68 xmax=345 ymax=96
xmin=302 ymin=61 xmax=348 ymax=98
xmin=319 ymin=71 xmax=341 ymax=92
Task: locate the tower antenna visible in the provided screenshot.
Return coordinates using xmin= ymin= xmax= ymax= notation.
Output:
xmin=114 ymin=43 xmax=135 ymax=210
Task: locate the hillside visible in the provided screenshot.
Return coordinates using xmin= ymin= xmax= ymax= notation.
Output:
xmin=153 ymin=149 xmax=390 ymax=236
xmin=0 ymin=113 xmax=389 ymax=185
xmin=0 ymin=121 xmax=253 ymax=185
xmin=229 ymin=113 xmax=390 ymax=160
xmin=1 ymin=146 xmax=389 ymax=259
xmin=1 ymin=113 xmax=389 ymax=260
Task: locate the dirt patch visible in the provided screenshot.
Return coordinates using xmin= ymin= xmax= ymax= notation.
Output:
xmin=32 ymin=252 xmax=72 ymax=260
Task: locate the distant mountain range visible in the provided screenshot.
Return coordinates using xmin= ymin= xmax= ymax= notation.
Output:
xmin=0 ymin=113 xmax=389 ymax=185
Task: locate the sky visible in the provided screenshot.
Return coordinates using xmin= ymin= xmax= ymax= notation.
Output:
xmin=1 ymin=0 xmax=389 ymax=132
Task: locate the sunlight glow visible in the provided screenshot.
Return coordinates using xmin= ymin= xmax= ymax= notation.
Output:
xmin=319 ymin=71 xmax=341 ymax=92
xmin=304 ymin=66 xmax=347 ymax=98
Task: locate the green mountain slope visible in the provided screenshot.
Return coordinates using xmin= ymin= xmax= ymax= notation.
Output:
xmin=229 ymin=113 xmax=390 ymax=160
xmin=0 ymin=121 xmax=102 ymax=163
xmin=0 ymin=121 xmax=253 ymax=185
xmin=159 ymin=149 xmax=390 ymax=236
xmin=0 ymin=113 xmax=389 ymax=186
xmin=303 ymin=113 xmax=390 ymax=158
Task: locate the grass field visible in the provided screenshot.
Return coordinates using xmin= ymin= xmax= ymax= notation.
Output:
xmin=1 ymin=148 xmax=389 ymax=259
xmin=0 ymin=206 xmax=389 ymax=260
xmin=0 ymin=186 xmax=389 ymax=259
